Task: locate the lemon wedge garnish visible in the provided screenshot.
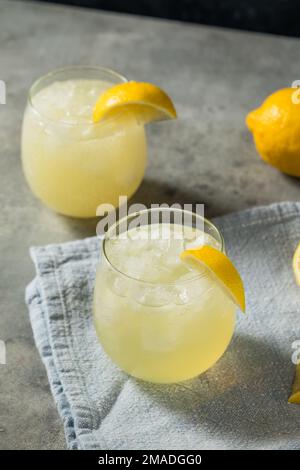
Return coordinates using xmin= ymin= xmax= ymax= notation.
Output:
xmin=93 ymin=81 xmax=177 ymax=123
xmin=180 ymin=245 xmax=245 ymax=312
xmin=293 ymin=243 xmax=300 ymax=285
xmin=288 ymin=364 xmax=300 ymax=404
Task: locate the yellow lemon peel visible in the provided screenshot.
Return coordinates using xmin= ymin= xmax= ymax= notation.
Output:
xmin=180 ymin=245 xmax=245 ymax=312
xmin=93 ymin=81 xmax=177 ymax=124
xmin=246 ymin=87 xmax=300 ymax=177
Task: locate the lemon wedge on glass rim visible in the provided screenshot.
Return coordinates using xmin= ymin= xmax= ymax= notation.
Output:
xmin=180 ymin=245 xmax=246 ymax=313
xmin=93 ymin=81 xmax=177 ymax=123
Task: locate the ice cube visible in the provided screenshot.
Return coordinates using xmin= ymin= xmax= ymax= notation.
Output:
xmin=109 ymin=272 xmax=129 ymax=298
xmin=134 ymin=285 xmax=171 ymax=307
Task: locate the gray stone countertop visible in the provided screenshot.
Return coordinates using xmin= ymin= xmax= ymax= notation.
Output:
xmin=0 ymin=0 xmax=300 ymax=450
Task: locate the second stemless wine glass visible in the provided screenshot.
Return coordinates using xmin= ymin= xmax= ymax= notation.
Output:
xmin=94 ymin=208 xmax=237 ymax=384
xmin=21 ymin=66 xmax=147 ymax=218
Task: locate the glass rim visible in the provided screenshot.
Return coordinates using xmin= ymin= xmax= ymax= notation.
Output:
xmin=27 ymin=65 xmax=128 ymax=127
xmin=101 ymin=207 xmax=225 ymax=286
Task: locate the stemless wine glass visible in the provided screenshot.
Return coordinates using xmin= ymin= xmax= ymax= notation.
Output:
xmin=93 ymin=208 xmax=236 ymax=384
xmin=21 ymin=66 xmax=147 ymax=218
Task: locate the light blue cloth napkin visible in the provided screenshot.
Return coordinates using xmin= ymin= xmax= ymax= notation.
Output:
xmin=26 ymin=202 xmax=300 ymax=450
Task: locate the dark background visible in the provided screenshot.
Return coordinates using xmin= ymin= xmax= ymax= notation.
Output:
xmin=21 ymin=0 xmax=300 ymax=37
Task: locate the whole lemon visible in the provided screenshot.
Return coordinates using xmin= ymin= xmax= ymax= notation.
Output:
xmin=246 ymin=88 xmax=300 ymax=176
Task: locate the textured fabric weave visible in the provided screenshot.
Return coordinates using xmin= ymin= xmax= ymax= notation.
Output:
xmin=26 ymin=202 xmax=300 ymax=449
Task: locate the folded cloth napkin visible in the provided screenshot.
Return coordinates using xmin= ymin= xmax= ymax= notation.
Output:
xmin=26 ymin=202 xmax=300 ymax=450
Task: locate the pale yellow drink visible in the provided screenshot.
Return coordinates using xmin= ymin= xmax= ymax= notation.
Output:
xmin=21 ymin=69 xmax=147 ymax=218
xmin=94 ymin=216 xmax=236 ymax=383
